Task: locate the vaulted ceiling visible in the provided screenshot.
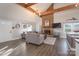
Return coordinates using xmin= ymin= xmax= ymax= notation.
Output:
xmin=31 ymin=3 xmax=52 ymax=13
xmin=17 ymin=3 xmax=52 ymax=16
xmin=17 ymin=3 xmax=79 ymax=17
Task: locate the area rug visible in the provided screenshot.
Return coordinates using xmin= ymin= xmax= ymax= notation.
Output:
xmin=44 ymin=37 xmax=56 ymax=45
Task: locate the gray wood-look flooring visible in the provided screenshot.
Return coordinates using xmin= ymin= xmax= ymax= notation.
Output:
xmin=0 ymin=38 xmax=75 ymax=56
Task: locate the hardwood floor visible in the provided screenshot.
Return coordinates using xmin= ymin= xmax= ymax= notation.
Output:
xmin=0 ymin=38 xmax=75 ymax=56
xmin=54 ymin=38 xmax=69 ymax=56
xmin=9 ymin=42 xmax=55 ymax=56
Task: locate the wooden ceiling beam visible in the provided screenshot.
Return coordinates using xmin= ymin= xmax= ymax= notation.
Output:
xmin=46 ymin=4 xmax=54 ymax=11
xmin=17 ymin=3 xmax=40 ymax=16
xmin=41 ymin=4 xmax=76 ymax=17
xmin=41 ymin=4 xmax=54 ymax=16
xmin=54 ymin=4 xmax=76 ymax=12
xmin=17 ymin=3 xmax=37 ymax=8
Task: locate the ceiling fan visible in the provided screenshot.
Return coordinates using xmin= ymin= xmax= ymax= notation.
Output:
xmin=68 ymin=17 xmax=78 ymax=20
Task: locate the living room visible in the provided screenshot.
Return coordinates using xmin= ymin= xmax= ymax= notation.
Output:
xmin=0 ymin=3 xmax=79 ymax=56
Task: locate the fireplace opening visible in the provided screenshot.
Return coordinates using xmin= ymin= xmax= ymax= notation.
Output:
xmin=44 ymin=30 xmax=51 ymax=35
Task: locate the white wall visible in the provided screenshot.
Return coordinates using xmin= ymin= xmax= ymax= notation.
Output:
xmin=0 ymin=19 xmax=23 ymax=43
xmin=0 ymin=3 xmax=42 ymax=43
xmin=0 ymin=19 xmax=13 ymax=42
xmin=0 ymin=4 xmax=40 ymax=22
xmin=35 ymin=16 xmax=42 ymax=32
xmin=54 ymin=4 xmax=79 ymax=38
xmin=0 ymin=3 xmax=42 ymax=29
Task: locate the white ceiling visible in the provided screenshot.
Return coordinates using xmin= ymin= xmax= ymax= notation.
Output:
xmin=31 ymin=3 xmax=52 ymax=13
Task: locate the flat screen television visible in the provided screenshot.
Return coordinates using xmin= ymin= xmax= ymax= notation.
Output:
xmin=52 ymin=23 xmax=61 ymax=28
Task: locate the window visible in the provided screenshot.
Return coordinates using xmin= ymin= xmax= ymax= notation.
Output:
xmin=21 ymin=24 xmax=32 ymax=33
xmin=26 ymin=24 xmax=32 ymax=32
